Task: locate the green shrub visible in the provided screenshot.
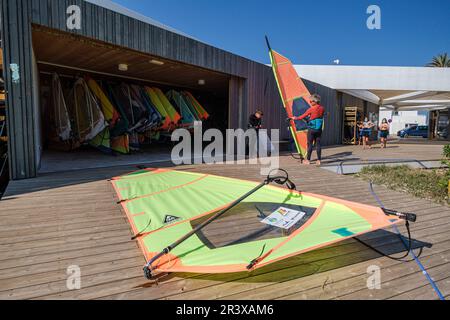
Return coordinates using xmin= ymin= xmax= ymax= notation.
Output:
xmin=357 ymin=165 xmax=448 ymax=203
xmin=443 ymin=144 xmax=450 ymax=159
xmin=440 ymin=145 xmax=450 ymax=195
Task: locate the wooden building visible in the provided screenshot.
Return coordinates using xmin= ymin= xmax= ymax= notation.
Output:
xmin=1 ymin=0 xmax=373 ymax=180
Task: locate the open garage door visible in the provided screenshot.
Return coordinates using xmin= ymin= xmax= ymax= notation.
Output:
xmin=32 ymin=26 xmax=234 ymax=174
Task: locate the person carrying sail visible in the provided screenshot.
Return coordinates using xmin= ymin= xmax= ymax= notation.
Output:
xmin=290 ymin=94 xmax=325 ymax=165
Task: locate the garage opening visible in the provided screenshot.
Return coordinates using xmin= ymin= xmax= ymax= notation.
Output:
xmin=32 ymin=26 xmax=232 ymax=174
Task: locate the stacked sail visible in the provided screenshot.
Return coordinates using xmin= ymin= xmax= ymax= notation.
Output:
xmin=45 ymin=74 xmax=210 ymax=155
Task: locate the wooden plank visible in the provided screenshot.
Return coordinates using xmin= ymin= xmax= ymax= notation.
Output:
xmin=0 ymin=229 xmax=132 ymax=254
xmin=0 ymin=246 xmax=141 ymax=281
xmin=389 ymin=277 xmax=450 ymax=300
xmin=160 ymin=225 xmax=450 ymax=300
xmin=0 ymin=256 xmax=144 ymax=293
xmin=0 ymin=233 xmax=133 ymax=261
xmin=0 ymin=147 xmax=449 ymax=300
xmin=100 ymin=225 xmax=450 ymax=300
xmin=334 ymin=257 xmax=450 ymax=300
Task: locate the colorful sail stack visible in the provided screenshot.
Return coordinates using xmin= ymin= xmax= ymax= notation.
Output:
xmin=86 ymin=77 xmax=130 ymax=154
xmin=46 ymin=73 xmax=209 ymax=154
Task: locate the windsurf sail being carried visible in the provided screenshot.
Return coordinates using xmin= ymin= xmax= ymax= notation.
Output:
xmin=112 ymin=169 xmax=415 ymax=278
xmin=266 ymin=37 xmax=313 ymax=158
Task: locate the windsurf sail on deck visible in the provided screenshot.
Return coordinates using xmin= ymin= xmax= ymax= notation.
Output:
xmin=112 ymin=169 xmax=412 ymax=277
xmin=266 ymin=37 xmax=312 ymax=158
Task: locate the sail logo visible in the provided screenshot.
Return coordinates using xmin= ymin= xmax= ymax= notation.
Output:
xmin=164 ymin=215 xmax=181 ymax=225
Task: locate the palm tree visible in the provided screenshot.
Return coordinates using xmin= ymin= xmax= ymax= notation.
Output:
xmin=427 ymin=53 xmax=450 ymax=67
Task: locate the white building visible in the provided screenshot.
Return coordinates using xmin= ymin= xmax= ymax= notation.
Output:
xmin=379 ymin=110 xmax=428 ymax=135
xmin=294 ymin=64 xmax=450 ymax=138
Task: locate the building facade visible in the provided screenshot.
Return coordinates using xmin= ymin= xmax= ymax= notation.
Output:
xmin=1 ymin=0 xmax=374 ymax=180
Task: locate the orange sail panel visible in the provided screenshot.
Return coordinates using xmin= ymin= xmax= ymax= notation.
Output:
xmin=269 ymin=50 xmax=313 ymax=158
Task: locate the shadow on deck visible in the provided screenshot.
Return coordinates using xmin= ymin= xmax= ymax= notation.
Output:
xmin=0 ymin=145 xmax=448 ymax=300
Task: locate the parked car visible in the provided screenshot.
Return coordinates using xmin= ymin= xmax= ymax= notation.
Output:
xmin=397 ymin=125 xmax=428 ymax=138
xmin=437 ymin=128 xmax=449 ymax=139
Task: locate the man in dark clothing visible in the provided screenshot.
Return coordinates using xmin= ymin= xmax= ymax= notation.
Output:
xmin=248 ymin=111 xmax=263 ymax=132
xmin=247 ymin=111 xmax=264 ymax=157
xmin=290 ymin=94 xmax=325 ymax=165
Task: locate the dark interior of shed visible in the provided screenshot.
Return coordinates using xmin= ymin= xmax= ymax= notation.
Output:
xmin=32 ymin=26 xmax=232 ymax=173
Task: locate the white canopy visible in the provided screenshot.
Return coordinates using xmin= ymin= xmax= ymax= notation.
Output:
xmin=295 ymin=65 xmax=450 ymax=111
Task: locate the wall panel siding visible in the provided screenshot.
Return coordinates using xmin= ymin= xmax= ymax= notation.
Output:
xmin=2 ymin=0 xmax=342 ymax=179
xmin=27 ymin=0 xmax=284 ymax=135
xmin=1 ymin=0 xmax=37 ymax=179
xmin=29 ymin=0 xmax=258 ymax=78
xmin=341 ymin=93 xmax=366 ymax=109
xmin=228 ymin=77 xmax=243 ymax=129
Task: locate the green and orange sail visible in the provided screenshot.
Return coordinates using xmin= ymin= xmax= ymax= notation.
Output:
xmin=112 ymin=169 xmax=402 ymax=275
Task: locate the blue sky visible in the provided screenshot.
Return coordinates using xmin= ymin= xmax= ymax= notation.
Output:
xmin=113 ymin=0 xmax=450 ymax=67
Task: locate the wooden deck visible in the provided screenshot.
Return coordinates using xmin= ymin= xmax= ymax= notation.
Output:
xmin=0 ymin=143 xmax=449 ymax=300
